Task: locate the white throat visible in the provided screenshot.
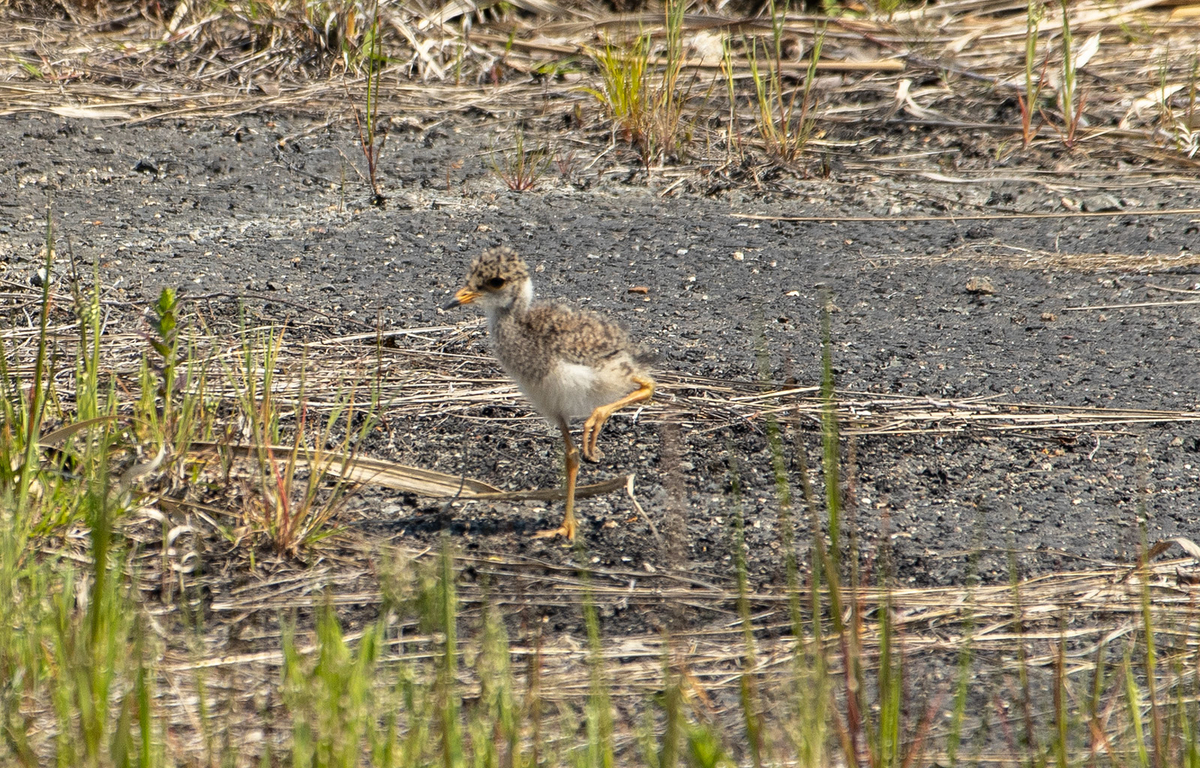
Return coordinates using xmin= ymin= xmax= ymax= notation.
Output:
xmin=484 ymin=279 xmax=534 ymax=332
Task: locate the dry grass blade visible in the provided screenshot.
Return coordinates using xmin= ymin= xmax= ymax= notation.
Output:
xmin=1063 ymin=299 xmax=1200 ymax=311
xmin=37 ymin=416 xmax=119 ymax=447
xmin=733 ymin=207 xmax=1200 ymax=223
xmin=190 ymin=442 xmax=630 ymax=501
xmin=471 ymin=474 xmax=631 ymax=501
xmin=897 ymin=242 xmax=1200 ymax=273
xmin=1143 ymin=536 xmax=1200 ymax=562
xmin=47 ymin=105 xmax=132 ymax=119
xmin=419 ymin=0 xmax=569 ymax=31
xmin=191 ymin=441 xmax=501 ymax=496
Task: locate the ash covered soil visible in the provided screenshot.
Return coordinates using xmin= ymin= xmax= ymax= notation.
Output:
xmin=5 ymin=110 xmax=1200 ymax=598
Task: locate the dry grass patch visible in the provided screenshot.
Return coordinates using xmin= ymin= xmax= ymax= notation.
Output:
xmin=5 ymin=0 xmax=1200 ymax=189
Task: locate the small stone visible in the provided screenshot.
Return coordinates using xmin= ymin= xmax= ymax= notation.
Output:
xmin=29 ymin=267 xmax=52 ymax=287
xmin=1082 ymin=194 xmax=1122 ymax=213
xmin=965 ymin=276 xmax=995 ymax=295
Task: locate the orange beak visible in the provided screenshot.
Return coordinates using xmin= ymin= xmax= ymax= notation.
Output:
xmin=444 ymin=287 xmax=480 ymax=309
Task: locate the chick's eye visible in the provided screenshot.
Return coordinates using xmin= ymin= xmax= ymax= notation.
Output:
xmin=487 ymin=277 xmax=506 ymax=289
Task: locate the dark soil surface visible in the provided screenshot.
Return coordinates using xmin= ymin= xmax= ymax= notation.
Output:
xmin=5 ymin=109 xmax=1200 ymax=607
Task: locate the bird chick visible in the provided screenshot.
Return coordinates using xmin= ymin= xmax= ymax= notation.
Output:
xmin=445 ymin=246 xmax=654 ymax=540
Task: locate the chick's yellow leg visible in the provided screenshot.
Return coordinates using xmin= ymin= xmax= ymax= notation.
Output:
xmin=533 ymin=421 xmax=580 ymax=541
xmin=581 ymin=376 xmax=655 ymax=462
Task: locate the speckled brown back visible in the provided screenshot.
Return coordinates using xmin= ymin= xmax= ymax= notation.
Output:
xmin=494 ymin=302 xmax=649 ymax=382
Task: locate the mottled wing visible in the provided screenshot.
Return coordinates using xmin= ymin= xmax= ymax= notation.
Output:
xmin=524 ymin=303 xmax=634 ymax=366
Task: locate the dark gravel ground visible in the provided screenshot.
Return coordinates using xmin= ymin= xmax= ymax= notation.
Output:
xmin=4 ymin=109 xmax=1200 ymax=604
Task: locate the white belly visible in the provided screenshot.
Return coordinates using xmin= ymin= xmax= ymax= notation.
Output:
xmin=514 ymin=361 xmax=632 ymax=422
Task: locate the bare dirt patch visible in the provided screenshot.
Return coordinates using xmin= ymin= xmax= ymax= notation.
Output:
xmin=6 ymin=108 xmax=1200 ymax=588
